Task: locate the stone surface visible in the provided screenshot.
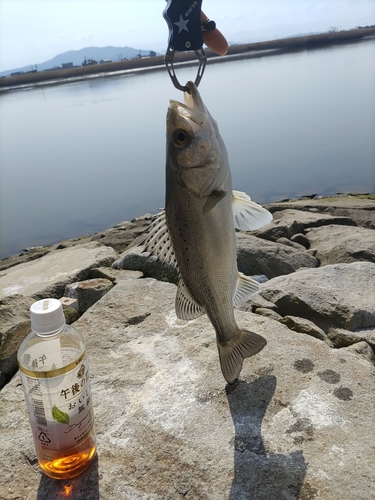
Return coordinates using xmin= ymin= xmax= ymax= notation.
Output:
xmin=305 ymin=225 xmax=375 ymax=265
xmin=290 ymin=233 xmax=310 ymax=249
xmin=259 ymin=262 xmax=375 ymax=332
xmin=90 ymin=216 xmax=152 ymax=254
xmin=88 ymin=267 xmax=143 ymax=283
xmin=1 ymin=277 xmax=374 ymax=499
xmin=280 ymin=315 xmax=332 ymax=345
xmin=327 ymin=327 xmax=375 ymax=350
xmin=63 ymin=307 xmax=80 ymax=324
xmin=276 ymin=237 xmax=306 ymax=250
xmin=341 ymin=341 xmax=375 ymax=366
xmin=254 ymin=307 xmax=283 ymax=321
xmin=265 ymin=197 xmax=375 ymax=229
xmin=59 ymin=296 xmax=79 ymax=311
xmin=0 ymin=242 xmax=118 ymax=300
xmin=113 ymin=245 xmax=179 ymax=284
xmin=236 ymin=233 xmax=319 ymax=279
xmin=253 ymin=208 xmax=356 ymax=242
xmin=0 ymin=294 xmax=34 ymax=389
xmin=65 ymin=278 xmax=115 ymax=313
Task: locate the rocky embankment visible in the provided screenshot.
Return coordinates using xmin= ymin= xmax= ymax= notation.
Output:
xmin=0 ymin=195 xmax=374 ymax=499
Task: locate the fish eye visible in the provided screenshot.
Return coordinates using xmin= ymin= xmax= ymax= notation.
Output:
xmin=173 ymin=129 xmax=191 ymax=147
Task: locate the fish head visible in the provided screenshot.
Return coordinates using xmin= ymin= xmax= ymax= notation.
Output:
xmin=166 ymin=81 xmax=231 ymax=198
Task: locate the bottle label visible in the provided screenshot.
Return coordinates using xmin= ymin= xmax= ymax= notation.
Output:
xmin=20 ymin=356 xmax=94 ymax=453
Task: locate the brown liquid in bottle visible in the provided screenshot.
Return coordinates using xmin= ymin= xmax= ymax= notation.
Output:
xmin=38 ymin=433 xmax=96 ymax=480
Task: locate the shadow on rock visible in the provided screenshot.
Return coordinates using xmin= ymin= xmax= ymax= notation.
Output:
xmin=226 ymin=375 xmax=307 ymax=500
xmin=37 ymin=454 xmax=99 ymax=500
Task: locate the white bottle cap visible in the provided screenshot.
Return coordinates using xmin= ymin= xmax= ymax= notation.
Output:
xmin=30 ymin=298 xmax=65 ymax=334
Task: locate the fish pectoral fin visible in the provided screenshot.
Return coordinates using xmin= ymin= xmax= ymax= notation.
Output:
xmin=218 ymin=330 xmax=267 ymax=384
xmin=233 ymin=272 xmax=260 ymax=308
xmin=175 ymin=279 xmax=206 ymax=320
xmin=140 ymin=210 xmax=178 ymax=268
xmin=232 ymin=190 xmax=273 ymax=231
xmin=203 ymin=190 xmax=227 ymax=214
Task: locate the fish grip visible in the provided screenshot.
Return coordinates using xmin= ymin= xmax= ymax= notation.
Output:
xmin=163 ymin=0 xmax=208 ymax=92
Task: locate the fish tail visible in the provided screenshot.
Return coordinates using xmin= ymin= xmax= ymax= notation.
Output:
xmin=218 ymin=329 xmax=267 ymax=384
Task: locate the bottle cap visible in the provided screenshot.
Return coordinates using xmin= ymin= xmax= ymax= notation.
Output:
xmin=30 ymin=298 xmax=65 ymax=334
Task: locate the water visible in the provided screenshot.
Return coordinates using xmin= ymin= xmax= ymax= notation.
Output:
xmin=1 ymin=39 xmax=374 ymax=260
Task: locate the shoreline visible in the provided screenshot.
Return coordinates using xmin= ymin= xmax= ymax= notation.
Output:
xmin=1 ymin=193 xmax=374 ymax=272
xmin=1 ymin=27 xmax=374 ymax=91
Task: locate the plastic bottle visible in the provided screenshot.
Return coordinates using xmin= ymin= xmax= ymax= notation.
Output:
xmin=17 ymin=298 xmax=96 ymax=479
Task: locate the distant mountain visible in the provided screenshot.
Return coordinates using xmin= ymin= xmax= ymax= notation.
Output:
xmin=0 ymin=46 xmax=160 ymax=77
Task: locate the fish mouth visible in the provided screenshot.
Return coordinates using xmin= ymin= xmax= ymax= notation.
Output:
xmin=168 ymin=81 xmax=207 ymax=129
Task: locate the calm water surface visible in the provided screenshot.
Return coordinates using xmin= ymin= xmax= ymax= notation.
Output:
xmin=1 ymin=39 xmax=374 ymax=259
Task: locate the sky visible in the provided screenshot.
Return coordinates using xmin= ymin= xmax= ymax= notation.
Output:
xmin=0 ymin=0 xmax=374 ymax=71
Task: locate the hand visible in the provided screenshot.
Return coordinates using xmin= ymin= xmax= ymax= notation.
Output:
xmin=201 ymin=11 xmax=228 ymax=55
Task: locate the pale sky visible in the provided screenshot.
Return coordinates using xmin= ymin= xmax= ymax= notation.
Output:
xmin=0 ymin=0 xmax=374 ymax=71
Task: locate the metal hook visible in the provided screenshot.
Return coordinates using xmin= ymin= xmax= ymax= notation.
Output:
xmin=164 ymin=45 xmax=206 ymax=92
xmin=163 ymin=0 xmax=207 ymax=92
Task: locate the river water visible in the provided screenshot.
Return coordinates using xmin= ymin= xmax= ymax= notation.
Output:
xmin=0 ymin=38 xmax=374 ymax=259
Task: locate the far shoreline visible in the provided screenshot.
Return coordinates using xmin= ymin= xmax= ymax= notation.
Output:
xmin=1 ymin=27 xmax=374 ymax=91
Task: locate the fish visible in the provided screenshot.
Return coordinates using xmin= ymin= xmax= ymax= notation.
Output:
xmin=142 ymin=81 xmax=272 ymax=384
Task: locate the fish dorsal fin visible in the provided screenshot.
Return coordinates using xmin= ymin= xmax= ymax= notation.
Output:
xmin=233 ymin=272 xmax=260 ymax=308
xmin=232 ymin=190 xmax=273 ymax=231
xmin=175 ymin=278 xmax=206 ymax=320
xmin=141 ymin=210 xmax=178 ymax=267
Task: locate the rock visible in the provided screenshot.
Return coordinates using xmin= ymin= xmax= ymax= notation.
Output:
xmin=63 ymin=307 xmax=80 ymax=324
xmin=236 ymin=233 xmax=319 ymax=279
xmin=0 ymin=294 xmax=34 ymax=389
xmin=276 ymin=237 xmax=306 ymax=250
xmin=254 ymin=307 xmax=283 ymax=321
xmin=90 ymin=216 xmax=152 ymax=253
xmin=65 ymin=278 xmax=115 ymax=314
xmin=322 ymin=207 xmax=375 ymax=229
xmin=305 ymin=225 xmax=375 ymax=265
xmin=0 ymin=247 xmax=51 ymax=272
xmin=254 ymin=208 xmax=356 ymax=243
xmin=240 ymin=295 xmax=279 ymax=313
xmin=280 ymin=315 xmax=332 ymax=345
xmin=113 ymin=245 xmax=179 ymax=284
xmin=341 ymin=341 xmax=375 ymax=366
xmin=260 ymin=262 xmax=375 ymax=332
xmin=327 ymin=327 xmax=375 ymax=351
xmin=274 ymin=208 xmax=357 ymax=228
xmin=265 ymin=197 xmax=375 ymax=229
xmin=1 ymin=278 xmax=374 ymax=499
xmin=290 ymin=233 xmax=310 ymax=249
xmin=0 ymin=242 xmax=118 ymax=300
xmin=253 ymin=219 xmax=304 ymax=242
xmin=88 ymin=267 xmax=143 ymax=283
xmin=59 ymin=296 xmax=79 ymax=311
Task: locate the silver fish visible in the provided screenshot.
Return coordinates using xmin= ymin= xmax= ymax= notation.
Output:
xmin=143 ymin=81 xmax=272 ymax=384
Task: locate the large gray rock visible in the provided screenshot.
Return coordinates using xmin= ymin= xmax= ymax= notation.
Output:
xmin=65 ymin=278 xmax=115 ymax=313
xmin=259 ymin=262 xmax=375 ymax=332
xmin=0 ymin=294 xmax=34 ymax=389
xmin=254 ymin=208 xmax=356 ymax=242
xmin=236 ymin=233 xmax=319 ymax=279
xmin=265 ymin=197 xmax=375 ymax=229
xmin=305 ymin=225 xmax=375 ymax=265
xmin=113 ymin=245 xmax=179 ymax=284
xmin=91 ymin=216 xmax=152 ymax=253
xmin=279 ymin=315 xmax=332 ymax=345
xmin=328 ymin=327 xmax=375 ymax=350
xmin=341 ymin=341 xmax=375 ymax=366
xmin=0 ymin=242 xmax=118 ymax=300
xmin=1 ymin=278 xmax=374 ymax=499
